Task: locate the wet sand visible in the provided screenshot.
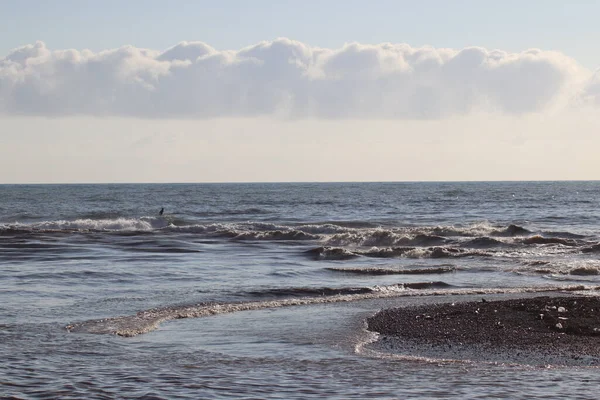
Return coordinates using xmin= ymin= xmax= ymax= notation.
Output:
xmin=367 ymin=296 xmax=600 ymax=365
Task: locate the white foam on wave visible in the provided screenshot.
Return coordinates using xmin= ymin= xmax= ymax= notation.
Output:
xmin=67 ymin=284 xmax=593 ymax=337
xmin=172 ymin=222 xmax=320 ymax=240
xmin=169 ymin=222 xmax=504 ymax=245
xmin=170 ymin=222 xmax=235 ymax=234
xmin=7 ymin=217 xmax=172 ymax=232
xmin=297 ymin=224 xmax=352 ymax=234
xmin=355 ymin=333 xmax=479 ymax=366
xmin=326 ymin=229 xmax=401 ymax=246
xmin=233 ymin=230 xmax=319 ymax=240
xmin=371 ymin=284 xmax=408 ymax=294
xmin=321 ymin=222 xmax=522 ymax=247
xmin=404 ymin=248 xmax=430 ymax=259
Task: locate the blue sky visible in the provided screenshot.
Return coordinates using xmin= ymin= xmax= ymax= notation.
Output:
xmin=2 ymin=0 xmax=599 ymax=69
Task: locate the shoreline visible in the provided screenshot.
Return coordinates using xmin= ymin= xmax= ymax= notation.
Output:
xmin=367 ymin=295 xmax=600 ymax=366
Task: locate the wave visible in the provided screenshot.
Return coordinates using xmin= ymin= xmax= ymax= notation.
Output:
xmin=463 ymin=237 xmax=505 ymax=248
xmin=307 ymin=246 xmax=492 ymax=260
xmin=326 ymin=266 xmax=457 ymax=275
xmin=428 ymin=247 xmax=492 ymax=259
xmin=219 ymin=207 xmax=270 ymax=216
xmin=171 ymin=222 xmax=331 ymax=241
xmin=127 ymin=246 xmax=202 ymax=254
xmin=320 ymin=223 xmax=529 ymax=247
xmin=295 ymin=224 xmax=352 ymax=234
xmin=543 ymin=231 xmax=588 ymax=239
xmin=569 ymin=266 xmax=600 ymax=276
xmin=492 ymin=224 xmax=531 ymax=237
xmin=402 ymin=281 xmax=454 ymax=289
xmin=518 ymin=261 xmax=600 ymax=277
xmin=429 ymin=223 xmax=530 ymax=238
xmin=243 ymin=281 xmax=457 ymax=299
xmin=362 ymin=246 xmax=491 ymax=259
xmin=1 ymin=217 xmax=171 ymax=232
xmin=521 ymin=235 xmax=579 ymax=246
xmin=0 ymin=219 xmax=322 ymax=241
xmin=2 ymin=219 xmax=594 ymax=258
xmin=525 ymin=260 xmax=551 ymax=267
xmin=231 ymin=230 xmax=319 ymax=241
xmin=582 ymin=243 xmax=600 ymax=253
xmin=305 ymin=246 xmax=359 ymax=260
xmin=358 ymin=247 xmax=417 ymax=259
xmin=0 ymin=227 xmax=36 ymax=236
xmin=325 ymin=230 xmax=447 ymax=247
xmin=68 ymin=284 xmax=594 ymax=337
xmin=245 ymin=286 xmax=374 ymax=298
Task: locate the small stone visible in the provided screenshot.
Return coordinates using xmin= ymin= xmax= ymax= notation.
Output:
xmin=558 ymin=307 xmax=567 ymax=313
xmin=556 ymin=322 xmax=563 ymax=329
xmin=539 ymin=314 xmax=544 ymax=320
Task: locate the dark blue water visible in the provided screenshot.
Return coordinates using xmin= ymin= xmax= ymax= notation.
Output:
xmin=2 ymin=182 xmax=600 ymax=398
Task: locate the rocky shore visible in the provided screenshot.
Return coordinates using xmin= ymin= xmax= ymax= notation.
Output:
xmin=367 ymin=296 xmax=600 ymax=365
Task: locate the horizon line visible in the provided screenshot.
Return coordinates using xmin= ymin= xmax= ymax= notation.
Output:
xmin=1 ymin=179 xmax=599 ymax=186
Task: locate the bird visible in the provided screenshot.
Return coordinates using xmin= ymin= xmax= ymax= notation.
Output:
xmin=159 ymin=207 xmax=164 ymax=216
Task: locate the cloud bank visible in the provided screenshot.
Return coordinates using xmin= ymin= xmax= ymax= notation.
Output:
xmin=0 ymin=39 xmax=596 ymax=119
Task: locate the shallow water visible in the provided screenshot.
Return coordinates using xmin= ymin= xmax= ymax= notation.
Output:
xmin=2 ymin=182 xmax=600 ymax=398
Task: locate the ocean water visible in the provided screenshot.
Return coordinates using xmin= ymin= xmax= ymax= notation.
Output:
xmin=2 ymin=181 xmax=600 ymax=399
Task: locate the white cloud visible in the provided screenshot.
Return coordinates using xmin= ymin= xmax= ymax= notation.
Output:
xmin=581 ymin=68 xmax=600 ymax=105
xmin=0 ymin=38 xmax=595 ymax=119
xmin=157 ymin=41 xmax=216 ymax=62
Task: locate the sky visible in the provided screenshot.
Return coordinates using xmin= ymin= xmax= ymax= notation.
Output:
xmin=1 ymin=0 xmax=599 ymax=183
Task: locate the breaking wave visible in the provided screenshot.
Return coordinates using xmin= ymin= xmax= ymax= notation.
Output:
xmin=493 ymin=224 xmax=531 ymax=236
xmin=68 ymin=284 xmax=594 ymax=337
xmin=231 ymin=230 xmax=318 ymax=241
xmin=308 ymin=246 xmax=492 ymax=260
xmin=305 ymin=246 xmax=359 ymax=260
xmin=430 ymin=223 xmax=530 ymax=238
xmin=325 ymin=231 xmax=447 ymax=247
xmin=1 ymin=217 xmax=171 ymax=232
xmin=2 ymin=219 xmax=597 ymax=260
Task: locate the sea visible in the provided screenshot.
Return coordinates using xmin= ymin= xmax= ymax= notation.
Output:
xmin=2 ymin=181 xmax=600 ymax=399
